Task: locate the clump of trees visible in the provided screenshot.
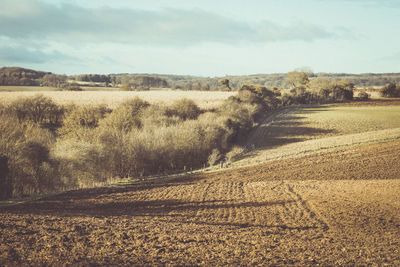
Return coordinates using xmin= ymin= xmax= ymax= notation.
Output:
xmin=0 ymin=92 xmax=264 ymax=199
xmin=75 ymin=74 xmax=111 ymax=84
xmin=1 ymin=94 xmax=64 ymax=129
xmin=380 ymin=82 xmax=400 ymax=98
xmin=281 ymin=71 xmax=354 ymax=105
xmin=40 ymin=74 xmax=68 ymax=88
xmin=116 ymin=75 xmax=169 ymax=90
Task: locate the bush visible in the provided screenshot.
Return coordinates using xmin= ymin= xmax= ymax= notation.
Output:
xmin=53 ymin=138 xmax=107 ymax=187
xmin=167 ymin=98 xmax=201 ymax=120
xmin=5 ymin=94 xmax=64 ymax=128
xmin=219 ymin=98 xmax=257 ymax=142
xmin=330 ymin=80 xmax=354 ymax=101
xmin=99 ymin=98 xmax=149 ymax=133
xmin=225 ymin=146 xmax=245 ymax=165
xmin=141 ymin=104 xmax=182 ymax=127
xmin=357 ymin=91 xmax=370 ymax=101
xmin=120 ymin=97 xmax=150 ymax=112
xmin=0 ymin=115 xmax=59 ymax=197
xmin=207 ymin=149 xmax=223 ymax=167
xmin=380 ymin=83 xmax=400 ymax=97
xmin=119 ymin=84 xmax=131 ymax=91
xmin=58 ymin=105 xmax=110 ymax=139
xmin=65 ymin=84 xmax=83 ymax=91
xmin=99 ymin=106 xmax=142 ymax=133
xmin=93 ymin=110 xmax=231 ymax=178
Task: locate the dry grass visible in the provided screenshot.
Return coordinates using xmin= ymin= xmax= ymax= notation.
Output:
xmin=0 ymin=86 xmax=57 ymax=92
xmin=0 ymin=90 xmax=236 ymax=109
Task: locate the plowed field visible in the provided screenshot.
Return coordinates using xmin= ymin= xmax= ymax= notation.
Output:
xmin=1 ymin=140 xmax=400 ymax=265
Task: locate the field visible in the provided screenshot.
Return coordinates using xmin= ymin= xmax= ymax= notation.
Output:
xmin=0 ymin=90 xmax=236 ymax=109
xmin=0 ymin=140 xmax=399 ymax=265
xmin=235 ymin=102 xmax=400 ymax=166
xmin=0 ymin=99 xmax=399 ymax=265
xmin=0 ymin=86 xmax=57 ymax=92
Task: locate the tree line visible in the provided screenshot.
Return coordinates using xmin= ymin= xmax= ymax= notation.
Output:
xmin=2 ymin=66 xmax=400 ymax=90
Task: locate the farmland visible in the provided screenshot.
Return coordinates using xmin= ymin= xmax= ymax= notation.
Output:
xmin=0 ymin=90 xmax=236 ymax=109
xmin=0 ymin=86 xmax=57 ymax=92
xmin=1 ymin=99 xmax=400 ymax=265
xmin=0 ymin=139 xmax=399 ymax=265
xmin=235 ymin=102 xmax=400 ymax=166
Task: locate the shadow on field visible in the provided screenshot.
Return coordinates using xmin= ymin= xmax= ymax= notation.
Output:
xmin=0 ymin=190 xmax=297 ymax=220
xmin=0 ymin=175 xmax=204 ymax=213
xmin=244 ymin=106 xmax=336 ymax=150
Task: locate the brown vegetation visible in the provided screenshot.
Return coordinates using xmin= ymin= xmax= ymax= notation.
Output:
xmin=0 ymin=88 xmax=271 ymax=198
xmin=380 ymin=82 xmax=400 ymax=98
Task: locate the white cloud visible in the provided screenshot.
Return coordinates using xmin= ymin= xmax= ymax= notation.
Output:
xmin=0 ymin=0 xmax=337 ymax=46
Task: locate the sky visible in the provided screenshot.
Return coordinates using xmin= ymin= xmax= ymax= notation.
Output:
xmin=0 ymin=0 xmax=399 ymax=76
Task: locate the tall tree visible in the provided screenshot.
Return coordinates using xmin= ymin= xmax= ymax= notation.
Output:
xmin=284 ymin=70 xmax=312 ymax=89
xmin=220 ymin=78 xmax=231 ymax=91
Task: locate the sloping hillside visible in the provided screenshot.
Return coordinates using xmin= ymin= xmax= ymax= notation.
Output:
xmin=0 ymin=67 xmax=51 ymax=86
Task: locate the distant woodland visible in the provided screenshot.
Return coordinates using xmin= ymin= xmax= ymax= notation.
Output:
xmin=1 ymin=66 xmax=400 ymax=90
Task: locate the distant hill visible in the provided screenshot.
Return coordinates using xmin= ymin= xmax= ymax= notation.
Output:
xmin=110 ymin=72 xmax=400 ymax=90
xmin=2 ymin=66 xmax=400 ymax=89
xmin=0 ymin=67 xmax=51 ymax=86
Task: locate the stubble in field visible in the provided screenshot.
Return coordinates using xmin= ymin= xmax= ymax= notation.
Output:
xmin=0 ymin=90 xmax=236 ymax=109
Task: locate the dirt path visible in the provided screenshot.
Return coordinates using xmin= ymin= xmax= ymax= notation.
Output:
xmin=1 ymin=140 xmax=399 ymax=265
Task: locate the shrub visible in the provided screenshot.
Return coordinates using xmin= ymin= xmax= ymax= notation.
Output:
xmin=142 ymin=104 xmax=182 ymax=127
xmin=225 ymin=146 xmax=245 ymax=165
xmin=330 ymin=80 xmax=354 ymax=101
xmin=120 ymin=97 xmax=150 ymax=112
xmin=58 ymin=104 xmax=110 ymax=139
xmin=219 ymin=98 xmax=257 ymax=142
xmin=5 ymin=94 xmax=64 ymax=128
xmin=238 ymin=85 xmax=264 ymax=106
xmin=119 ymin=84 xmax=131 ymax=91
xmin=53 ymin=138 xmax=107 ymax=187
xmin=99 ymin=106 xmax=142 ymax=133
xmin=167 ymin=98 xmax=201 ymax=120
xmin=207 ymin=149 xmax=223 ymax=167
xmin=65 ymin=84 xmax=83 ymax=91
xmin=94 ymin=111 xmax=231 ymax=178
xmin=380 ymin=83 xmax=400 ymax=97
xmin=357 ymin=91 xmax=370 ymax=101
xmin=99 ymin=98 xmax=149 ymax=133
xmin=0 ymin=115 xmax=59 ymax=197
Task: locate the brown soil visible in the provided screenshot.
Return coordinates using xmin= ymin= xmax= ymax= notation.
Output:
xmin=1 ymin=140 xmax=400 ymax=266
